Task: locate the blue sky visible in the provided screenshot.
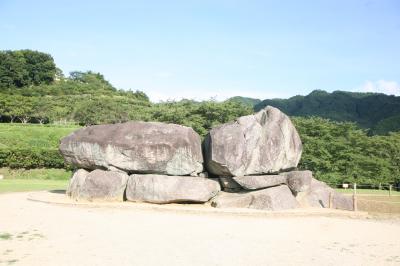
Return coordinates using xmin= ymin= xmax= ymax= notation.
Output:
xmin=0 ymin=0 xmax=399 ymax=102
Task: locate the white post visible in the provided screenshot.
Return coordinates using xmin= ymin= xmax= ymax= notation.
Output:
xmin=353 ymin=183 xmax=357 ymax=212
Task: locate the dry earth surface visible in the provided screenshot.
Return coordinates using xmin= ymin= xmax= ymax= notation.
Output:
xmin=0 ymin=192 xmax=400 ymax=266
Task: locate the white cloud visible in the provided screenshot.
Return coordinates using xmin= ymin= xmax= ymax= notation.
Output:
xmin=357 ymin=80 xmax=400 ymax=96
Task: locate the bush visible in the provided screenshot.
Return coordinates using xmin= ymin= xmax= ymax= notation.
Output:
xmin=0 ymin=148 xmax=67 ymax=169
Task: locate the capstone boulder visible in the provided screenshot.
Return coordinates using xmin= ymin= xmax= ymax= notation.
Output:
xmin=59 ymin=122 xmax=204 ymax=176
xmin=203 ymin=106 xmax=302 ymax=176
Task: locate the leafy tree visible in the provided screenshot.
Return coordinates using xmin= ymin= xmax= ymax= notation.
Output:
xmin=18 ymin=50 xmax=56 ymax=85
xmin=0 ymin=50 xmax=56 ymax=88
xmin=0 ymin=51 xmax=28 ymax=88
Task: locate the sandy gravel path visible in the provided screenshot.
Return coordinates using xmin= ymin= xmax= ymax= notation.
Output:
xmin=0 ymin=192 xmax=399 ymax=266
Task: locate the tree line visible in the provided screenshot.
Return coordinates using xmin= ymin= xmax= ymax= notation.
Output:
xmin=294 ymin=117 xmax=400 ymax=186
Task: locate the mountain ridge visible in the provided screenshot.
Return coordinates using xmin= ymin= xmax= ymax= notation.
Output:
xmin=228 ymin=90 xmax=400 ymax=134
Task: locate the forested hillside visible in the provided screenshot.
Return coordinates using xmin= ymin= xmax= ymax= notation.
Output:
xmin=253 ymin=90 xmax=400 ymax=135
xmin=0 ymin=50 xmax=251 ymax=135
xmin=226 ymin=96 xmax=261 ymax=108
xmin=1 ymin=49 xmax=399 ymax=186
xmin=293 ymin=117 xmax=400 ymax=185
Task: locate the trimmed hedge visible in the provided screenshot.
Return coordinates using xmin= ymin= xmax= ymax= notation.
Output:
xmin=0 ymin=148 xmax=67 ymax=169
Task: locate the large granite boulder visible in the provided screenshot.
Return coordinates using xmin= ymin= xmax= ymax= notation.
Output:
xmin=203 ymin=106 xmax=302 ymax=176
xmin=59 ymin=122 xmax=203 ymax=176
xmin=298 ymin=178 xmax=353 ymax=211
xmin=211 ymin=185 xmax=299 ymax=211
xmin=284 ymin=170 xmax=312 ymax=195
xmin=69 ymin=169 xmax=129 ymax=201
xmin=66 ymin=169 xmax=89 ymax=199
xmin=232 ymin=174 xmax=287 ymax=190
xmin=126 ymin=174 xmax=220 ymax=203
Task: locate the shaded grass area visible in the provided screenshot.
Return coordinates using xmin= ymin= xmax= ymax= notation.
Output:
xmin=358 ymin=196 xmax=400 ymax=214
xmin=0 ymin=168 xmax=71 ymax=180
xmin=358 ymin=195 xmax=400 ymax=203
xmin=336 ymin=188 xmax=400 ymax=196
xmin=335 ymin=188 xmax=400 ymax=213
xmin=0 ymin=179 xmax=68 ymax=193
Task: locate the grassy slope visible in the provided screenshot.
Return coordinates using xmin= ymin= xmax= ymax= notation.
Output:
xmin=0 ymin=123 xmax=79 ymax=149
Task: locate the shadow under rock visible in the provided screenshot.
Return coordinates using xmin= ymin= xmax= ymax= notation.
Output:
xmin=49 ymin=189 xmax=66 ymax=194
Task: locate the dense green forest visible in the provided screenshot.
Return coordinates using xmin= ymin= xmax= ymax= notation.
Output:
xmin=1 ymin=49 xmax=399 ymax=186
xmin=250 ymin=90 xmax=400 ymax=135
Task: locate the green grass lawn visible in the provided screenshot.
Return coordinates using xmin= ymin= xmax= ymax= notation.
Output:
xmin=0 ymin=167 xmax=71 ymax=180
xmin=0 ymin=179 xmax=68 ymax=193
xmin=0 ymin=167 xmax=71 ymax=193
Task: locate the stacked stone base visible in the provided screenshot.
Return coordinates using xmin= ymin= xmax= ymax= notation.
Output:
xmin=66 ymin=168 xmax=353 ymax=211
xmin=67 ymin=169 xmax=221 ymax=204
xmin=212 ymin=170 xmax=353 ymax=211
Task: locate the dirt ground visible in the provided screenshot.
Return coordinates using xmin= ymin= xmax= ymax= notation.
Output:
xmin=1 ymin=192 xmax=400 ymax=266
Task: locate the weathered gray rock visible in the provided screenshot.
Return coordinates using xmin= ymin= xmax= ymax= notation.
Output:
xmin=332 ymin=192 xmax=354 ymax=211
xmin=59 ymin=122 xmax=204 ymax=176
xmin=284 ymin=170 xmax=312 ymax=195
xmin=211 ymin=185 xmax=299 ymax=210
xmin=301 ymin=178 xmax=353 ymax=211
xmin=204 ymin=106 xmax=302 ymax=176
xmin=126 ymin=174 xmax=221 ymax=203
xmin=211 ymin=191 xmax=253 ymax=208
xmin=78 ymin=169 xmax=129 ymax=201
xmin=219 ymin=177 xmax=242 ymax=192
xmin=66 ymin=169 xmax=89 ymax=199
xmin=308 ymin=178 xmax=336 ymax=208
xmin=232 ymin=175 xmax=287 ymax=190
xmin=198 ymin=172 xmax=209 ymax=178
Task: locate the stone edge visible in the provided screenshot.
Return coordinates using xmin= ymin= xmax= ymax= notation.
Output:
xmin=26 ymin=190 xmax=370 ymax=220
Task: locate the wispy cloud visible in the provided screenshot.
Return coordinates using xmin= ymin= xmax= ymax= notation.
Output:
xmin=155 ymin=71 xmax=173 ymax=78
xmin=357 ymin=80 xmax=400 ymax=96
